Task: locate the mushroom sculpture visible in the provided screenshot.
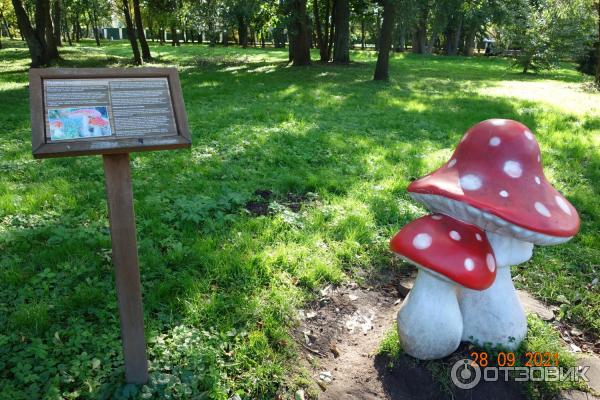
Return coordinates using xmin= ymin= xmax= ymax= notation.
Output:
xmin=68 ymin=109 xmax=102 ymax=138
xmin=49 ymin=120 xmax=64 ymax=139
xmin=390 ymin=214 xmax=496 ymax=360
xmin=406 ymin=119 xmax=580 ymax=349
xmin=89 ymin=117 xmax=108 ymax=137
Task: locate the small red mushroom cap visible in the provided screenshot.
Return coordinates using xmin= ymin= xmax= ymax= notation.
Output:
xmin=89 ymin=117 xmax=108 ymax=127
xmin=408 ymin=119 xmax=579 ymax=242
xmin=390 ymin=214 xmax=496 ymax=290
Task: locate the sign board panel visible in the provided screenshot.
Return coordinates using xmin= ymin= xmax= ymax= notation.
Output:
xmin=30 ymin=68 xmax=191 ymax=158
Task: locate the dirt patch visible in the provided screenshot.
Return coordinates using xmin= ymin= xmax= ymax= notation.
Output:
xmin=296 ymin=280 xmax=527 ymax=400
xmin=245 ymin=189 xmax=314 ymax=216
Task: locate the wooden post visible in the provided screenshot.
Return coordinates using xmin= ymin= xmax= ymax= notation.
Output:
xmin=103 ymin=153 xmax=148 ymax=384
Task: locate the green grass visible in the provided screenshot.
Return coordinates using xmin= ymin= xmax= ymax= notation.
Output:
xmin=0 ymin=39 xmax=599 ymax=399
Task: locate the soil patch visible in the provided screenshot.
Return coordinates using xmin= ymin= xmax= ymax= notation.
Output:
xmin=245 ymin=189 xmax=314 ymax=216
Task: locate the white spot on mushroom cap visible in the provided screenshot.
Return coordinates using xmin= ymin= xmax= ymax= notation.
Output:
xmin=499 ymin=190 xmax=509 ymax=198
xmin=431 ymin=215 xmax=443 ymax=220
xmin=464 ymin=258 xmax=475 ymax=271
xmin=413 ymin=233 xmax=432 ymax=250
xmin=503 ymin=160 xmax=523 ymax=178
xmin=447 ymin=159 xmax=457 ymax=168
xmin=489 ymin=137 xmax=501 ymax=146
xmin=524 ymin=130 xmax=534 ymax=140
xmin=537 ymin=154 xmax=541 ymax=163
xmin=449 ymin=231 xmax=461 ymax=241
xmin=475 ymin=233 xmax=483 ymax=242
xmin=555 ymin=196 xmax=572 ymax=215
xmin=534 ymin=202 xmax=551 ymax=218
xmin=486 ymin=254 xmax=496 ymax=273
xmin=460 ymin=174 xmax=482 ymax=191
xmin=535 ymin=176 xmax=541 ymax=185
xmin=491 ymin=119 xmax=507 ymax=126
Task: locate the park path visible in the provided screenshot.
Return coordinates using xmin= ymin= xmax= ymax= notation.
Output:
xmin=296 ymin=277 xmax=600 ymax=400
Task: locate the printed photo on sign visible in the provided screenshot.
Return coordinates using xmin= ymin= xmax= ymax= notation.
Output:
xmin=47 ymin=106 xmax=112 ymax=141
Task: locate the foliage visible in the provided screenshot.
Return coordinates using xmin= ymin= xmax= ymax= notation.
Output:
xmin=501 ymin=0 xmax=596 ymax=73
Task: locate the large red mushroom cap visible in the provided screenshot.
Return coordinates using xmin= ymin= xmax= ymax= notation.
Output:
xmin=69 ymin=108 xmax=102 ymax=118
xmin=407 ymin=119 xmax=579 ymax=245
xmin=390 ymin=214 xmax=496 ymax=290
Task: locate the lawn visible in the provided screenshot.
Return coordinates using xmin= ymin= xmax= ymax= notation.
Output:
xmin=0 ymin=39 xmax=599 ymax=399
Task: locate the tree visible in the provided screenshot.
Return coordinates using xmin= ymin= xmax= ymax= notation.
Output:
xmin=227 ymin=0 xmax=257 ymax=48
xmin=11 ymin=0 xmax=60 ymax=66
xmin=133 ymin=0 xmax=151 ymax=60
xmin=332 ymin=0 xmax=350 ymax=63
xmin=506 ymin=0 xmax=594 ymax=73
xmin=373 ymin=0 xmax=395 ymax=80
xmin=122 ymin=0 xmax=142 ymax=64
xmin=51 ymin=0 xmax=61 ymax=46
xmin=412 ymin=0 xmax=429 ymax=53
xmin=313 ymin=0 xmax=331 ymax=61
xmin=596 ymin=0 xmax=600 ymax=86
xmin=286 ymin=0 xmax=311 ymax=65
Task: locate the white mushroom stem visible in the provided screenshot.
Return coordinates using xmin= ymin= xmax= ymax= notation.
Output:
xmin=397 ymin=268 xmax=462 ymax=360
xmin=458 ymin=232 xmax=533 ymax=350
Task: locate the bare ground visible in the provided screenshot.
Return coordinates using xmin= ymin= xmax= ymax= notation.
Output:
xmin=295 ymin=277 xmax=599 ymax=400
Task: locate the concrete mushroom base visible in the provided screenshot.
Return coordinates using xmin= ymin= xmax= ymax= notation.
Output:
xmin=458 ymin=232 xmax=533 ymax=350
xmin=397 ymin=269 xmax=463 ymax=360
xmin=458 ymin=266 xmax=527 ymax=350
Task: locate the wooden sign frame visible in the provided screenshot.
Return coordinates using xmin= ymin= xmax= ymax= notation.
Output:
xmin=30 ymin=68 xmax=191 ymax=159
xmin=29 ymin=67 xmax=193 ymax=384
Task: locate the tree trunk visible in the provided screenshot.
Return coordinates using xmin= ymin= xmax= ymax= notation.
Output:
xmin=208 ymin=23 xmax=216 ymax=46
xmin=463 ymin=29 xmax=475 ymax=56
xmin=415 ymin=2 xmax=428 ymax=54
xmin=453 ymin=18 xmax=462 ymax=55
xmin=396 ymin=23 xmax=406 ymax=52
xmin=332 ymin=0 xmax=349 ymax=63
xmin=238 ymin=17 xmax=248 ymax=48
xmin=91 ymin=8 xmax=100 ymax=46
xmin=52 ymin=0 xmax=61 ymax=46
xmin=374 ymin=0 xmax=395 ymax=81
xmin=313 ymin=0 xmax=328 ymax=62
xmin=327 ymin=0 xmax=334 ymax=60
xmin=171 ymin=26 xmax=180 ymax=46
xmin=11 ymin=0 xmax=50 ymax=66
xmin=222 ymin=29 xmax=228 ymax=46
xmin=596 ymin=1 xmax=600 ymax=87
xmin=122 ymin=0 xmax=142 ymax=65
xmin=133 ymin=0 xmax=151 ymax=60
xmin=361 ymin=18 xmax=365 ymax=49
xmin=1 ymin=13 xmax=14 ymax=39
xmin=74 ymin=14 xmax=80 ymax=41
xmin=64 ymin=12 xmax=72 ymax=45
xmin=92 ymin=26 xmax=100 ymax=45
xmin=42 ymin=0 xmax=59 ymax=59
xmin=288 ymin=0 xmax=311 ymax=66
